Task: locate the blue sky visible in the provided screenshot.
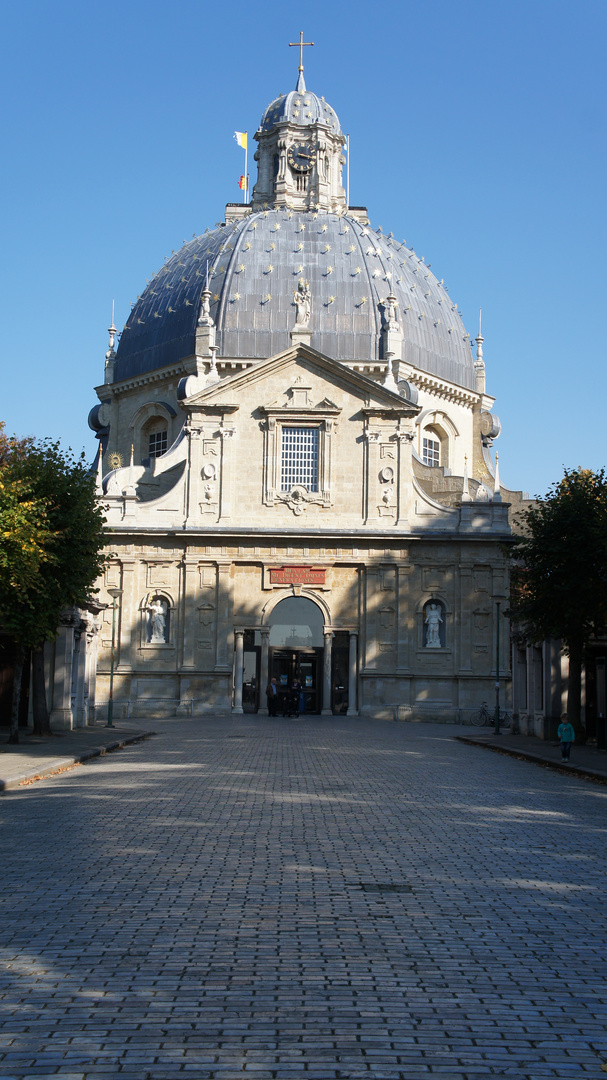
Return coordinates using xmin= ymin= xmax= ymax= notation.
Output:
xmin=1 ymin=0 xmax=605 ymax=498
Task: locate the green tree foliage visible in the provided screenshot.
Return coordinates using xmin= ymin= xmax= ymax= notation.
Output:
xmin=510 ymin=468 xmax=607 ymax=733
xmin=0 ymin=424 xmax=107 ymax=740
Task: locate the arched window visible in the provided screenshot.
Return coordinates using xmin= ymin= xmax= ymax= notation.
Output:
xmin=267 ymin=595 xmax=324 ymax=648
xmin=130 ymin=402 xmax=177 ymax=465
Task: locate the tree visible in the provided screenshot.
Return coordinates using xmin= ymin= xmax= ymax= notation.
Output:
xmin=0 ymin=425 xmax=107 ymax=741
xmin=509 ymin=468 xmax=607 ymax=736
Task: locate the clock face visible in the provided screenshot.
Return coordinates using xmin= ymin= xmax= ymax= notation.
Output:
xmin=288 ymin=142 xmax=316 ymax=173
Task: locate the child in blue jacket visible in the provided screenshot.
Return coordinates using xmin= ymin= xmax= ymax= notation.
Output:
xmin=557 ymin=718 xmax=575 ymax=761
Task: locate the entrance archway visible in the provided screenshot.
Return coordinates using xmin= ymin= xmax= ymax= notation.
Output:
xmin=267 ymin=596 xmax=324 ymax=714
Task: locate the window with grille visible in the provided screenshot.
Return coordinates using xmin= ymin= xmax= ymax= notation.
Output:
xmin=422 ymin=436 xmax=440 ymax=468
xmin=281 ymin=427 xmax=319 ymax=492
xmin=148 ymin=430 xmax=168 ymax=458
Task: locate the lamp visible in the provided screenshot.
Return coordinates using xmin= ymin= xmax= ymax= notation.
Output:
xmin=106 ymin=588 xmax=123 ymax=728
xmin=492 ymin=592 xmax=507 ymax=735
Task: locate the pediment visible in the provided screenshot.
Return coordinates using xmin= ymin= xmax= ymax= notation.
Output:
xmin=181 ymin=343 xmax=420 ymax=418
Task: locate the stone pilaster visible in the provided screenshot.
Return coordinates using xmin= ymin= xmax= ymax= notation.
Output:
xmin=364 ymin=431 xmax=381 ymax=524
xmin=117 ymin=559 xmax=137 ymax=675
xmin=396 ymin=563 xmax=412 ymax=672
xmin=49 ymin=615 xmax=76 ymax=730
xmin=218 ymin=427 xmax=237 ymax=522
xmin=395 ymin=430 xmax=414 ymax=526
xmin=215 ymin=562 xmax=232 ymax=673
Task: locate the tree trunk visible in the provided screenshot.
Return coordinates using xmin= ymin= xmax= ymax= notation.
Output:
xmin=8 ymin=643 xmax=25 ymax=744
xmin=32 ymin=646 xmax=51 ymax=736
xmin=567 ymin=645 xmax=586 ymax=743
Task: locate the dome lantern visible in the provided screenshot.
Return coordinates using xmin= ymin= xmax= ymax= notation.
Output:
xmin=252 ymin=47 xmax=346 ymax=213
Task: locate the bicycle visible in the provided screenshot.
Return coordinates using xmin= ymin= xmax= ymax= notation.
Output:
xmin=470 ymin=701 xmax=512 ymax=731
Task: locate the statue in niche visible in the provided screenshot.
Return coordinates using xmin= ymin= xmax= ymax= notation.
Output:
xmin=293 ymin=279 xmax=311 ymax=326
xmin=148 ymin=598 xmax=168 ymax=643
xmin=382 ymin=485 xmax=394 ymax=505
xmin=204 ymin=483 xmax=215 ymax=502
xmin=425 ymin=603 xmax=443 ymax=648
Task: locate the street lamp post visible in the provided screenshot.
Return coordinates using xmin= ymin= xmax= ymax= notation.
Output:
xmin=493 ymin=592 xmax=507 ymax=736
xmin=106 ymin=588 xmax=123 ymax=728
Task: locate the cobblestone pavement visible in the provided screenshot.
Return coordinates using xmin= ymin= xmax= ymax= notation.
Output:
xmin=1 ymin=716 xmax=606 ymax=1080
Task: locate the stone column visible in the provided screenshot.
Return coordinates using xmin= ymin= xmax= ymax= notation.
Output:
xmin=258 ymin=629 xmax=270 ymax=715
xmin=49 ymin=615 xmax=76 ymax=730
xmin=233 ymin=630 xmax=244 ymax=714
xmin=322 ymin=631 xmax=333 ymax=715
xmin=346 ymin=632 xmax=358 ymax=716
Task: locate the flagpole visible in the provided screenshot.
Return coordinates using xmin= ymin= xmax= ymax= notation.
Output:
xmin=244 ymin=137 xmax=248 ymax=204
xmin=346 ymin=134 xmax=350 ymax=208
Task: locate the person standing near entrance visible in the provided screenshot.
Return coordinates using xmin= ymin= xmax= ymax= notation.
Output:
xmin=266 ymin=677 xmax=279 ymax=716
xmin=557 ymin=716 xmax=575 ymax=761
xmin=288 ymin=677 xmax=302 ymax=718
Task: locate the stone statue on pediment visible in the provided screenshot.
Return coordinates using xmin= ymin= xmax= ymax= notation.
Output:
xmin=293 ymin=279 xmax=311 ymax=326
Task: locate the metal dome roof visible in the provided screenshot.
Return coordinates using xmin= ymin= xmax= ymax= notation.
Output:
xmin=260 ymin=84 xmax=342 ymax=136
xmin=115 ymin=210 xmax=474 ymax=389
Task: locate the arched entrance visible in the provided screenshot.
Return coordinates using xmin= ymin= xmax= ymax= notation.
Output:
xmin=267 ymin=596 xmax=324 ymax=715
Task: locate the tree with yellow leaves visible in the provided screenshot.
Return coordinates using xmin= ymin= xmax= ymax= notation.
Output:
xmin=0 ymin=424 xmax=107 ymax=742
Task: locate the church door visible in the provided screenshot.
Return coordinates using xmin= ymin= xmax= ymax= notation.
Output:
xmin=266 ymin=596 xmax=325 ymax=715
xmin=270 ymin=648 xmax=322 ymax=714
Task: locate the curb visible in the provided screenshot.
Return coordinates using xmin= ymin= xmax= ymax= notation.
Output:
xmin=0 ymin=730 xmax=156 ymax=793
xmin=454 ymin=735 xmax=607 ymax=784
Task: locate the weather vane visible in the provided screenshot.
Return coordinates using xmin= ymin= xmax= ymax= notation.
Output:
xmin=289 ymin=31 xmax=314 ymax=73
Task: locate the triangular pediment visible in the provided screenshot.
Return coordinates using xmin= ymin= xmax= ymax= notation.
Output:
xmin=181 ymin=343 xmax=420 ymax=416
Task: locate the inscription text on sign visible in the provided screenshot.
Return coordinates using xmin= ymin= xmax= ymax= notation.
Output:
xmin=269 ymin=566 xmax=326 ymax=586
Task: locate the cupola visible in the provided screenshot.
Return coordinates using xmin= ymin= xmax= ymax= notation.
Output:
xmin=252 ymin=59 xmax=346 ymax=212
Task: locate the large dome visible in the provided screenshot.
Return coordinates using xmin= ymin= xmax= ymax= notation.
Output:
xmin=115 ymin=209 xmax=475 ymax=388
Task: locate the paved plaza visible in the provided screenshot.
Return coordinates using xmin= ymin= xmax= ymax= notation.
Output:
xmin=0 ymin=717 xmax=606 ymax=1080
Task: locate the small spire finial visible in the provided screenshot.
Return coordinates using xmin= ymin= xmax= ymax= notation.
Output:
xmin=289 ymin=31 xmax=314 ymax=89
xmin=493 ymin=451 xmax=502 ymax=502
xmin=107 ymin=299 xmax=117 ymax=355
xmin=474 ymin=307 xmax=485 ymax=393
xmin=462 ymin=453 xmax=471 ymax=502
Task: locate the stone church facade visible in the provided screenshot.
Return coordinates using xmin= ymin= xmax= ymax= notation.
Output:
xmin=88 ymin=65 xmax=524 ymax=721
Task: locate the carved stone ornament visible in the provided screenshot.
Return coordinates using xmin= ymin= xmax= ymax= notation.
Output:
xmin=277 ymin=485 xmax=309 ymax=515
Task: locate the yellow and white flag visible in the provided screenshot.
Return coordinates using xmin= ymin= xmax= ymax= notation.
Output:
xmin=234 ymin=131 xmax=247 ymax=149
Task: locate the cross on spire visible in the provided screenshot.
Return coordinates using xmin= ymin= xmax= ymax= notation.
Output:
xmin=289 ymin=31 xmax=314 ymax=73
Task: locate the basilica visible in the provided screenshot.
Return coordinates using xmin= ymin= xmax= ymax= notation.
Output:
xmin=85 ymin=60 xmax=526 ymax=722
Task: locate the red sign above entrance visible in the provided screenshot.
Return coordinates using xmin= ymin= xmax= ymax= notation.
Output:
xmin=269 ymin=565 xmax=326 ymax=586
